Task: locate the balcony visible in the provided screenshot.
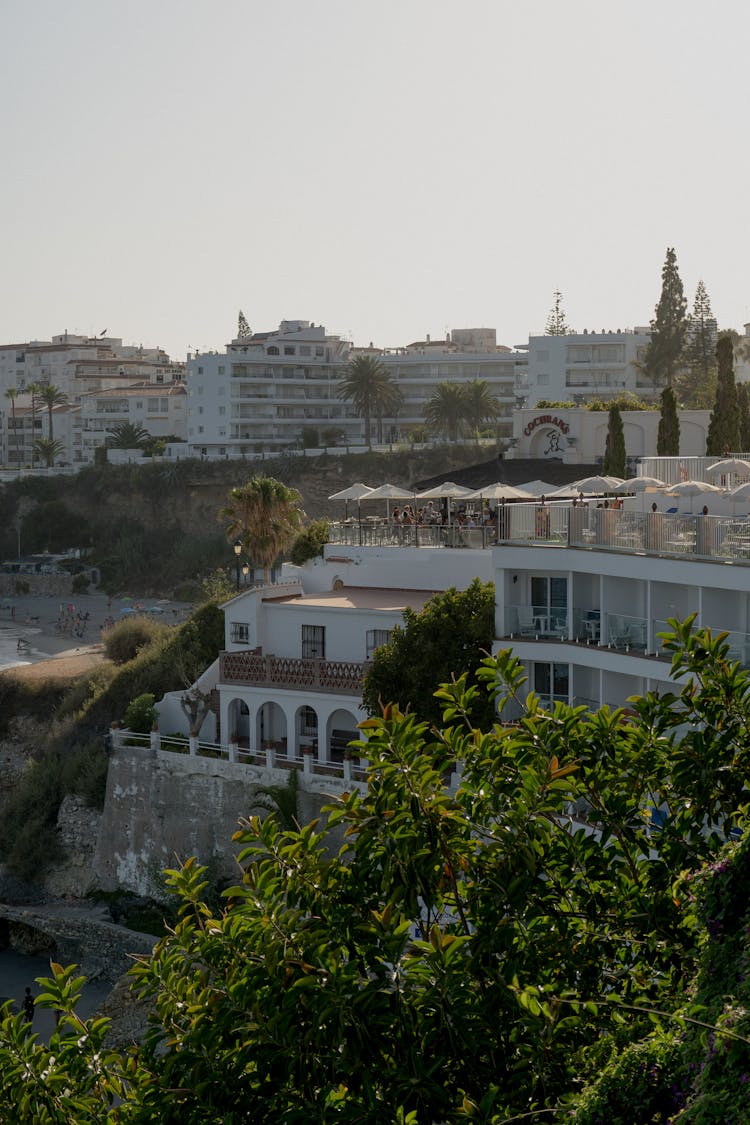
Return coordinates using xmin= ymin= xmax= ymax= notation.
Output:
xmin=220 ymin=649 xmax=368 ymax=695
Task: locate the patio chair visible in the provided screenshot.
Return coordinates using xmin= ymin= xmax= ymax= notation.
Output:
xmin=608 ymin=614 xmax=631 ymax=649
xmin=516 ymin=606 xmax=538 ymax=637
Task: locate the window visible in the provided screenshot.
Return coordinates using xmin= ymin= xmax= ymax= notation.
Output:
xmin=231 ymin=622 xmax=250 ymax=644
xmin=197 ymin=366 xmax=203 ymax=374
xmin=366 ymin=629 xmax=392 ymax=658
xmin=537 ymin=373 xmax=550 ymax=386
xmin=300 ymin=345 xmax=311 ymax=356
xmin=219 ymin=406 xmax=226 ymax=415
xmin=135 ymin=401 xmax=143 ymax=411
xmin=267 ymin=346 xmax=279 ymax=355
xmin=302 ymin=624 xmax=325 ymax=658
xmin=198 ymin=406 xmax=204 ymax=414
xmin=533 ymin=662 xmax=569 ymax=705
xmin=284 ymin=345 xmax=295 ymax=356
xmin=218 ymin=365 xmax=225 ymax=374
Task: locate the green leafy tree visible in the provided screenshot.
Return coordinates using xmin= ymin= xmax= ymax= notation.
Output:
xmin=289 ymin=518 xmax=329 ymax=565
xmin=461 ymin=379 xmax=500 ymax=441
xmin=657 ymin=386 xmax=680 ymax=455
xmin=33 ymin=436 xmax=65 ymax=468
xmin=602 ymin=402 xmax=626 ymax=476
xmin=706 ymin=334 xmax=740 ymax=455
xmin=219 ymin=475 xmax=304 ymax=583
xmin=545 ymin=288 xmax=572 ymax=334
xmin=362 ymin=578 xmax=495 ymax=728
xmin=2 ymin=624 xmax=750 ymax=1120
xmin=106 ymin=421 xmax=150 ymax=450
xmin=424 ymin=382 xmax=466 ymax=441
xmin=37 ymin=382 xmax=68 ymax=442
xmin=337 ymin=355 xmax=402 ymax=448
xmin=677 ymin=279 xmax=717 ymax=407
xmin=644 ymin=247 xmax=688 ymax=389
xmin=4 ymin=386 xmax=19 ymax=469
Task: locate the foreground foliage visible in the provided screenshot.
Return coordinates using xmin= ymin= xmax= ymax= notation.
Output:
xmin=2 ymin=622 xmax=750 ymax=1120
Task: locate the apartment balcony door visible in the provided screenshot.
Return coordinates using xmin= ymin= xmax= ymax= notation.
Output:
xmin=533 ymin=662 xmax=570 ymax=708
xmin=531 ymin=575 xmax=567 ymax=633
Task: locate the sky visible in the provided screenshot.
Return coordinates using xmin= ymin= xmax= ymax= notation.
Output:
xmin=1 ymin=0 xmax=748 ymax=359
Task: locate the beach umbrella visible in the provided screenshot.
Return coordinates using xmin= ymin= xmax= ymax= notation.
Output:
xmin=613 ymin=475 xmax=666 ymax=493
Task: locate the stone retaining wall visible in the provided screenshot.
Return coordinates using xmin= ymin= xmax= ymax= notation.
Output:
xmin=0 ymin=902 xmax=156 ymax=983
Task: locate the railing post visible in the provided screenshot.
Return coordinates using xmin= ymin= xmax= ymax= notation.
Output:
xmin=265 ymin=744 xmax=274 ymax=768
xmin=302 ymin=748 xmax=313 ymax=776
xmin=150 ymin=725 xmax=160 ymax=756
xmin=343 ymin=756 xmax=352 ymax=783
xmin=188 ymin=734 xmax=198 ymax=756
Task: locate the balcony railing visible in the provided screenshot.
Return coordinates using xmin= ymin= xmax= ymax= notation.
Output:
xmin=220 ymin=649 xmax=368 ymax=694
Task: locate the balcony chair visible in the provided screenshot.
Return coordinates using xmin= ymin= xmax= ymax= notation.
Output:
xmin=516 ymin=606 xmax=538 ymax=637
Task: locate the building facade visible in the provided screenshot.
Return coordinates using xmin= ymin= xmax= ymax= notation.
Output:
xmin=519 ymin=328 xmax=652 ymax=409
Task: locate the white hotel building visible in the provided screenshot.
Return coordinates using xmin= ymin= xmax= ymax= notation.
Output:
xmin=159 ymin=466 xmax=750 ymax=772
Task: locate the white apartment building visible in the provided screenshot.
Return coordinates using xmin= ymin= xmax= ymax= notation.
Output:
xmin=519 ymin=328 xmax=652 ymax=408
xmin=0 ymin=333 xmax=185 ymax=465
xmin=78 ymin=383 xmax=187 ymax=460
xmin=186 ymin=322 xmax=525 ymax=457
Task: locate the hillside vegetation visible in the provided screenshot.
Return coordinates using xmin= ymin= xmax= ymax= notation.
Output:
xmin=0 ymin=446 xmax=486 ymax=595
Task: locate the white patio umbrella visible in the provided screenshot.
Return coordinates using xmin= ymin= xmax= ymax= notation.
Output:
xmin=328 ymin=482 xmax=375 ymax=520
xmin=729 ymin=481 xmax=750 ymax=502
xmin=706 ymin=458 xmax=750 ymax=485
xmin=613 ymin=475 xmax=666 ymax=494
xmin=416 ymin=481 xmax=473 ymax=526
xmin=463 ymin=482 xmax=536 ymax=502
xmin=564 ymin=474 xmax=625 ymax=495
xmin=666 ymin=479 xmax=723 ymax=512
xmin=360 ymin=482 xmax=416 ymax=518
xmin=516 ymin=479 xmax=557 ymax=497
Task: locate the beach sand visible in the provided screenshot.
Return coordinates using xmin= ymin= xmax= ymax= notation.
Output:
xmin=0 ymin=592 xmax=193 ymax=680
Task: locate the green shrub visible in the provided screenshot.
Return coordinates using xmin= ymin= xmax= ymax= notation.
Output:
xmin=60 ymin=740 xmax=110 ymax=808
xmin=103 ymin=615 xmax=168 ymax=665
xmin=123 ymin=693 xmax=157 ymax=733
xmin=71 ymin=573 xmax=89 ymax=594
xmin=290 ymin=519 xmax=329 ymax=565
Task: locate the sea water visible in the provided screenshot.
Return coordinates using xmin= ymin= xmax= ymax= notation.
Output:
xmin=0 ymin=948 xmax=111 ymax=1044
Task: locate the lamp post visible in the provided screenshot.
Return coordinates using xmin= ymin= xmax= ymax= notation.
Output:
xmin=233 ymin=539 xmax=242 ymax=591
xmin=242 ymin=561 xmax=249 ymax=586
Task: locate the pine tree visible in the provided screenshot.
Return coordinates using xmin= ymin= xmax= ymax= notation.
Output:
xmin=644 ymin=248 xmax=688 ymax=389
xmin=738 ymin=383 xmax=750 ymax=452
xmin=678 ymin=280 xmax=717 ymax=406
xmin=657 ymin=387 xmax=680 ymax=455
xmin=238 ymin=311 xmax=252 ymax=338
xmin=602 ymin=403 xmax=626 ymax=477
xmin=706 ymin=335 xmax=740 ymax=455
xmin=545 ymin=290 xmax=572 ymax=335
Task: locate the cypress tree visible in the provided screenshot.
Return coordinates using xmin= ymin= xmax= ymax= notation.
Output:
xmin=602 ymin=404 xmax=626 ymax=477
xmin=738 ymin=383 xmax=750 ymax=452
xmin=644 ymin=247 xmax=688 ymax=389
xmin=679 ymin=280 xmax=717 ymax=406
xmin=706 ymin=335 xmax=740 ymax=455
xmin=657 ymin=387 xmax=680 ymax=456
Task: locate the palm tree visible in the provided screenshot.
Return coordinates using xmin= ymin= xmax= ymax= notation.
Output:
xmin=38 ymin=383 xmax=68 ymax=442
xmin=106 ymin=422 xmax=150 ymax=449
xmin=424 ymin=383 xmax=466 ymax=442
xmin=33 ymin=437 xmax=65 ymax=468
xmin=219 ymin=476 xmax=305 ymax=583
xmin=337 ymin=356 xmax=402 ymax=449
xmin=462 ymin=379 xmax=500 ymax=442
xmin=4 ymin=387 xmax=19 ymax=469
xmin=27 ymin=381 xmax=42 ymax=467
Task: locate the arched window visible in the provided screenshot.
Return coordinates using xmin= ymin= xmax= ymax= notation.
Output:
xmin=267 ymin=345 xmax=279 ymax=355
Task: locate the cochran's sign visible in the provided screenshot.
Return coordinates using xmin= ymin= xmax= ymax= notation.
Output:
xmin=523 ymin=414 xmax=570 ymax=437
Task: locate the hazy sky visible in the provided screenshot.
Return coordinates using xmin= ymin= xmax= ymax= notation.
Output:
xmin=2 ymin=0 xmax=748 ymax=358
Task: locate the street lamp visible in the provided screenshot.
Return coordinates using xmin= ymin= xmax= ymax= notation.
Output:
xmin=242 ymin=561 xmax=250 ymax=586
xmin=233 ymin=539 xmax=242 ymax=591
